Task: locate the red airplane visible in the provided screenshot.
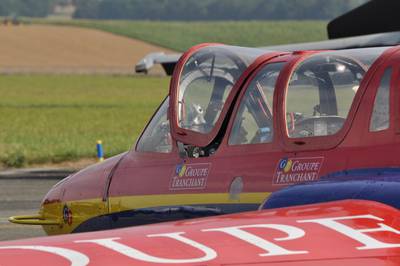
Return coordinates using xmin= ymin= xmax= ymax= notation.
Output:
xmin=9 ymin=42 xmax=400 ymax=236
xmin=2 ymin=200 xmax=400 ymax=265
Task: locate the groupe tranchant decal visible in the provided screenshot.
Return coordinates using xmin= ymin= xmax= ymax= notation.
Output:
xmin=170 ymin=163 xmax=211 ymax=190
xmin=273 ymin=157 xmax=324 ymax=185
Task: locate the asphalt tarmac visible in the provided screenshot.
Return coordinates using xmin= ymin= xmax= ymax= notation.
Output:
xmin=0 ymin=178 xmax=59 ymax=241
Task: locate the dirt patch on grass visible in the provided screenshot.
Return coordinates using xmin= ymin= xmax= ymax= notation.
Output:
xmin=0 ymin=24 xmax=173 ymax=74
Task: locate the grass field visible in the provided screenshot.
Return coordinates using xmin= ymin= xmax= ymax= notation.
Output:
xmin=34 ymin=19 xmax=328 ymax=51
xmin=0 ymin=20 xmax=330 ymax=167
xmin=0 ymin=75 xmax=169 ymax=167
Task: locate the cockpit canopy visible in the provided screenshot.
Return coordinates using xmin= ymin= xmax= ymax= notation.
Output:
xmin=286 ymin=47 xmax=386 ymax=138
xmin=177 ymin=45 xmax=266 ymax=134
xmin=137 ymin=45 xmax=392 ymax=155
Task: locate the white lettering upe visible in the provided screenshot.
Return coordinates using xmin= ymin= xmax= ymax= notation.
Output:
xmin=299 ymin=214 xmax=400 ymax=250
xmin=203 ymin=224 xmax=307 ymax=256
xmin=76 ymin=232 xmax=216 ymax=264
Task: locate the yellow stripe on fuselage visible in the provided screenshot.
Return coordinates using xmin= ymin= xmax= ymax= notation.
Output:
xmin=41 ymin=192 xmax=271 ymax=235
xmin=109 ymin=192 xmax=270 ymax=213
xmin=40 ymin=198 xmax=107 ymax=235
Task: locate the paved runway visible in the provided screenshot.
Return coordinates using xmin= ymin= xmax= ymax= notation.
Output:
xmin=0 ymin=178 xmax=59 ymax=241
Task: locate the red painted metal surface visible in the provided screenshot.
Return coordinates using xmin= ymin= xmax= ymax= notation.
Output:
xmin=49 ymin=153 xmax=126 ymax=202
xmin=2 ymin=200 xmax=399 ymax=265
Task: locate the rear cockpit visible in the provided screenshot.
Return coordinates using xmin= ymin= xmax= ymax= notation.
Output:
xmin=285 ymin=48 xmax=387 ymax=138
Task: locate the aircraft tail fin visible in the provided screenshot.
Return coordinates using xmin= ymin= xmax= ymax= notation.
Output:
xmin=328 ymin=0 xmax=400 ymax=39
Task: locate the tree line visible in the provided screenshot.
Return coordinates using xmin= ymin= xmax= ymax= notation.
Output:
xmin=0 ymin=0 xmax=53 ymax=17
xmin=74 ymin=0 xmax=367 ymax=20
xmin=0 ymin=0 xmax=367 ymax=20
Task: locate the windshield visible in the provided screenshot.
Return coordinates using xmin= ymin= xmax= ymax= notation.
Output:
xmin=177 ymin=45 xmax=266 ymax=134
xmin=136 ymin=98 xmax=172 ymax=153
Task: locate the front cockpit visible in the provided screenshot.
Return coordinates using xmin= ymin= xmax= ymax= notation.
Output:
xmin=177 ymin=45 xmax=267 ymax=134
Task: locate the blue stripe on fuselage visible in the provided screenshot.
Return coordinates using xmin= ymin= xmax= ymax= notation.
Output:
xmin=262 ymin=167 xmax=400 ymax=210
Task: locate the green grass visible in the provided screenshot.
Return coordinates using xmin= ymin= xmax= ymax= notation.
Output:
xmin=0 ymin=75 xmax=169 ymax=167
xmin=32 ymin=19 xmax=328 ymax=51
xmin=1 ymin=19 xmax=330 ymax=167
